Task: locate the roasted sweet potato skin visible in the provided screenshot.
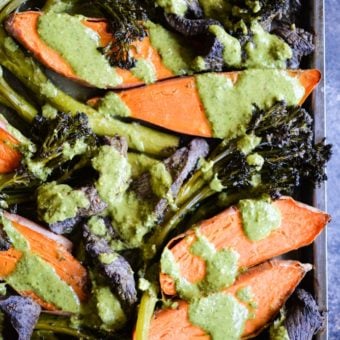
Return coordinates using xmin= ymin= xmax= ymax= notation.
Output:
xmin=147 ymin=260 xmax=311 ymax=340
xmin=0 ymin=216 xmax=88 ymax=310
xmin=160 ymin=197 xmax=330 ymax=296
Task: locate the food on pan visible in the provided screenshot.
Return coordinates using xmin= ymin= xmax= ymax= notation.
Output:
xmin=0 ymin=0 xmax=332 ymax=339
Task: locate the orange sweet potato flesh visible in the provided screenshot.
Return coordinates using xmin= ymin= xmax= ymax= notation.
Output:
xmin=5 ymin=11 xmax=173 ymax=89
xmin=160 ymin=197 xmax=330 ymax=296
xmin=0 ymin=219 xmax=88 ymax=310
xmin=88 ymin=69 xmax=320 ymax=138
xmin=148 ymin=260 xmax=311 ymax=340
xmin=0 ymin=127 xmax=21 ymax=173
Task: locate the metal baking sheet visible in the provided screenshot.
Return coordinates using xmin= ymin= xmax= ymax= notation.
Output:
xmin=0 ymin=0 xmax=327 ymax=338
xmin=311 ymin=0 xmax=328 ymax=338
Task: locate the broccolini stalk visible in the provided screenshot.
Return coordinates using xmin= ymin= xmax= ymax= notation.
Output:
xmin=135 ymin=287 xmax=158 ymax=340
xmin=0 ymin=66 xmax=38 ymax=121
xmin=34 ymin=313 xmax=94 ymax=339
xmin=0 ymin=0 xmax=24 ymax=22
xmin=144 ymin=102 xmax=332 ymax=259
xmin=0 ymin=28 xmax=179 ymax=155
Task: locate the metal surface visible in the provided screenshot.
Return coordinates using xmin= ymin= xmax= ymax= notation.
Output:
xmin=0 ymin=1 xmax=327 ymax=338
xmin=311 ymin=0 xmax=328 ymax=338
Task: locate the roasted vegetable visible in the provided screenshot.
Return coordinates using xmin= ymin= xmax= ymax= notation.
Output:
xmin=0 ymin=25 xmax=179 ymax=154
xmin=91 ymin=0 xmax=147 ymax=69
xmin=0 ymin=113 xmax=98 ymax=207
xmin=270 ymin=289 xmax=325 ymax=340
xmin=274 ymin=24 xmax=315 ymax=69
xmin=145 ymin=260 xmax=311 ymax=340
xmin=0 ymin=212 xmax=88 ymax=310
xmin=0 ymin=295 xmax=41 ymax=340
xmin=160 ymin=197 xmax=330 ymax=296
xmin=108 ymin=138 xmax=209 ymax=248
xmin=6 ymin=11 xmax=176 ymax=89
xmin=145 ymin=103 xmax=332 ymax=257
xmin=83 ymin=217 xmax=137 ymax=309
xmin=37 ymin=185 xmax=107 ymax=235
xmin=104 ymin=69 xmax=320 ymax=137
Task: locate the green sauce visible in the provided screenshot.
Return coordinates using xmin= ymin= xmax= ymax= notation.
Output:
xmin=0 ymin=283 xmax=6 ymax=296
xmin=42 ymin=104 xmax=58 ymax=119
xmin=92 ymin=145 xmax=131 ymax=208
xmin=237 ymin=134 xmax=261 ymax=155
xmin=236 ymin=286 xmax=253 ymax=303
xmin=2 ymin=215 xmax=79 ymax=312
xmin=91 ymin=146 xmax=172 ymax=248
xmin=25 ymin=158 xmax=51 ymax=181
xmin=244 ymin=22 xmax=292 ymax=69
xmin=2 ymin=214 xmax=29 ymax=251
xmin=97 ymin=92 xmax=131 ymax=117
xmin=127 ymin=153 xmax=159 ymax=178
xmin=161 ymin=231 xmax=239 ymax=299
xmin=246 ymin=153 xmax=264 ymax=170
xmin=0 ymin=115 xmax=34 ymax=152
xmin=38 ymin=13 xmax=122 ymax=88
xmin=149 ymin=162 xmax=173 ymax=198
xmin=62 ymin=139 xmax=88 ymax=159
xmin=6 ymin=254 xmax=80 ymax=313
xmin=87 ymin=216 xmax=107 ymax=237
xmin=188 ymin=292 xmax=249 ymax=339
xmin=198 ymin=0 xmax=230 ymax=21
xmin=239 ymin=198 xmax=282 ymax=241
xmin=98 ymin=253 xmax=117 ymax=265
xmin=210 ymin=174 xmax=224 ymax=192
xmin=191 ymin=231 xmax=239 ymax=293
xmin=270 ymin=312 xmax=290 ymax=340
xmin=109 ymin=192 xmax=157 ymax=247
xmin=156 ymin=0 xmax=188 ymax=16
xmin=37 ymin=182 xmax=89 ymax=224
xmin=95 ymin=286 xmax=126 ymax=331
xmin=131 ymin=59 xmax=157 ymax=84
xmin=195 ymin=70 xmax=305 ymax=139
xmin=209 ymin=25 xmax=242 ymax=67
xmin=161 ymin=247 xmax=200 ymax=300
xmin=146 ymin=21 xmax=195 ymax=75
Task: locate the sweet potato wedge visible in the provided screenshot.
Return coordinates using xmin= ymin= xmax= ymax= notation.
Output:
xmin=0 ymin=125 xmax=21 ymax=173
xmin=148 ymin=260 xmax=311 ymax=339
xmin=0 ymin=213 xmax=88 ymax=310
xmin=90 ymin=69 xmax=320 ymax=137
xmin=5 ymin=11 xmax=173 ymax=89
xmin=160 ymin=197 xmax=329 ymax=296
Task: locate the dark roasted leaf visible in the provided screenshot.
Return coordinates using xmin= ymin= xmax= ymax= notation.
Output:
xmin=270 ymin=289 xmax=325 ymax=340
xmin=83 ymin=218 xmax=137 ymax=309
xmin=0 ymin=296 xmax=41 ymax=340
xmin=273 ymin=24 xmax=314 ymax=68
xmin=48 ymin=186 xmax=107 ymax=235
xmin=132 ymin=138 xmax=209 ymax=219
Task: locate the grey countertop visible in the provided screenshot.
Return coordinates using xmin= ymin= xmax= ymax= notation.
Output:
xmin=325 ymin=0 xmax=339 ymax=338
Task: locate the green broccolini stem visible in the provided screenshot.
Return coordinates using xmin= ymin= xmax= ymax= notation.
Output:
xmin=0 ymin=66 xmax=38 ymax=121
xmin=0 ymin=28 xmax=179 ymax=155
xmin=144 ymin=185 xmax=214 ymax=260
xmin=135 ymin=288 xmax=158 ymax=340
xmin=0 ymin=0 xmax=26 ymax=22
xmin=0 ymin=90 xmax=10 ymax=107
xmin=0 ymin=0 xmax=11 ymax=13
xmin=35 ymin=315 xmax=93 ymax=340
